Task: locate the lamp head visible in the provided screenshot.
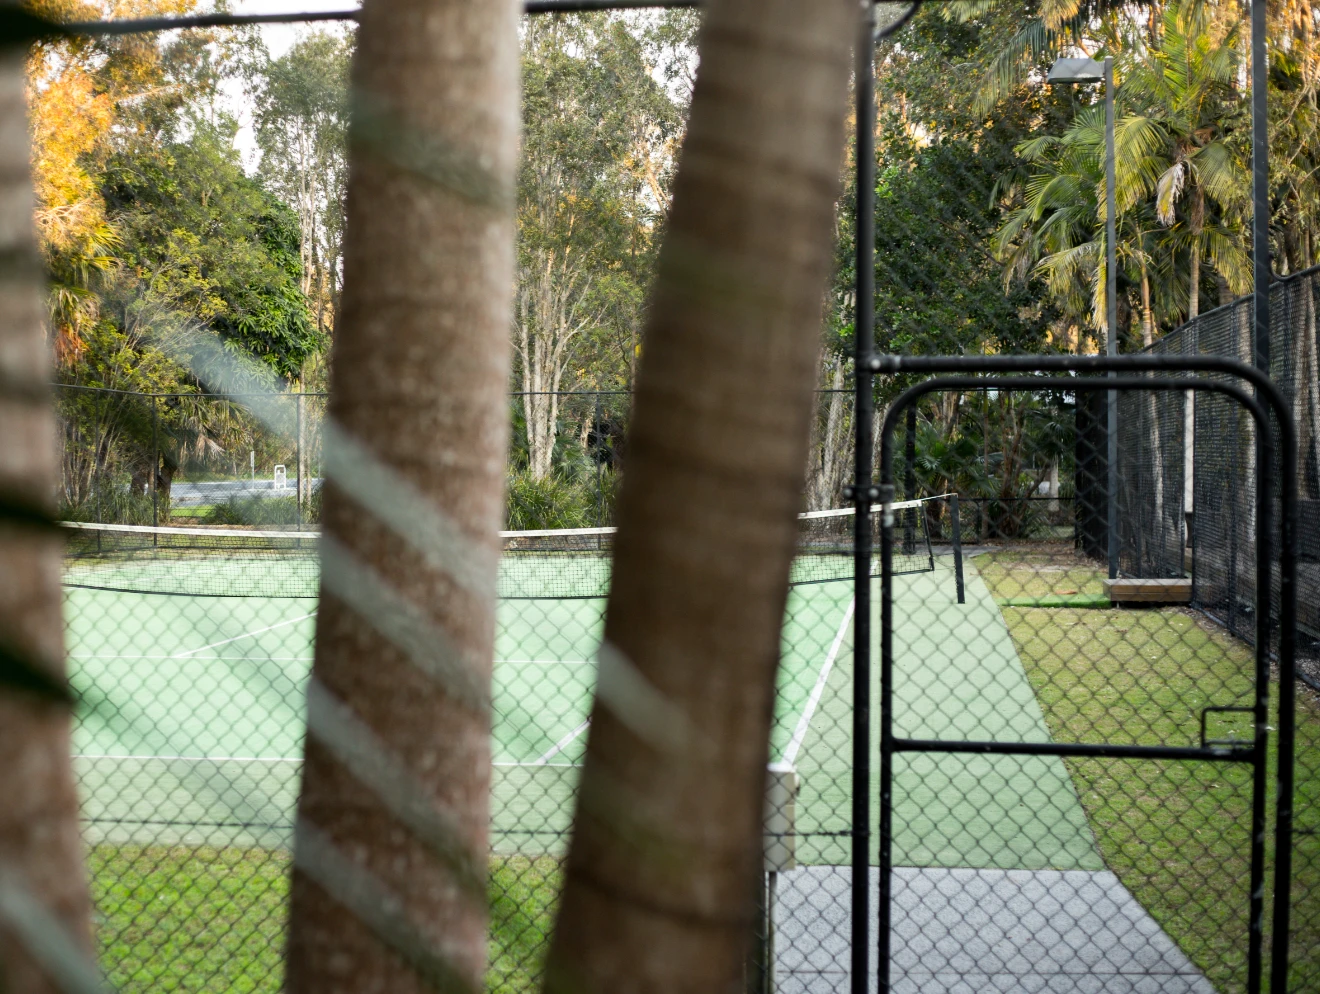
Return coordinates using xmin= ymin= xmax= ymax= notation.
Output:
xmin=1046 ymin=56 xmax=1106 ymax=84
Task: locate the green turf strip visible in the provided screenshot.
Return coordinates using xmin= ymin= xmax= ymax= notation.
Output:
xmin=88 ymin=844 xmax=558 ymax=994
xmin=885 ymin=569 xmax=1102 ymax=871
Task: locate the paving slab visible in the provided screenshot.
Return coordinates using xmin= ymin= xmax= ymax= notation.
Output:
xmin=771 ymin=866 xmax=1214 ymax=994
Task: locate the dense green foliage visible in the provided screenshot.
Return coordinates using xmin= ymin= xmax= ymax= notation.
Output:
xmin=101 ymin=122 xmax=320 ymax=380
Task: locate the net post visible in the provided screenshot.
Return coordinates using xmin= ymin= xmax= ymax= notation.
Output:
xmin=950 ymin=493 xmax=965 ymax=605
xmin=594 ymin=394 xmax=603 ymax=529
xmin=761 ymin=761 xmax=796 ymax=994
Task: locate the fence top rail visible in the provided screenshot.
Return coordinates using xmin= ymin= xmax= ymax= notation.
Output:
xmin=869 ymin=353 xmax=1283 ymax=398
xmin=10 ymin=0 xmax=701 ymax=41
xmin=54 ymin=384 xmax=332 ymax=400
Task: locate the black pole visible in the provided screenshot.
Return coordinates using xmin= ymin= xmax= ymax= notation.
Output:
xmin=903 ymin=406 xmax=916 ymax=554
xmin=1250 ymin=0 xmax=1270 ymax=375
xmin=94 ymin=393 xmax=103 ymax=526
xmin=950 ymin=494 xmax=965 ymax=605
xmin=851 ymin=7 xmax=876 ymax=994
xmin=1247 ymin=365 xmax=1277 ymax=994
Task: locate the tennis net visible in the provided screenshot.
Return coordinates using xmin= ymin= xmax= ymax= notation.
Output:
xmin=61 ymin=498 xmax=938 ymax=600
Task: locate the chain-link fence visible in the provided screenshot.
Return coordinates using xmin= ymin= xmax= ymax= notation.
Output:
xmin=30 ymin=0 xmax=1320 ymax=989
xmin=1112 ymin=264 xmax=1320 ymax=991
xmin=875 ymin=371 xmax=1299 ymax=994
xmin=55 ymin=386 xmax=856 ymax=534
xmin=58 ymin=379 xmax=865 ymax=992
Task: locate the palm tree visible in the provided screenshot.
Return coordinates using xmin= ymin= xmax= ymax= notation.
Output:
xmin=0 ymin=42 xmax=97 ymax=994
xmin=1120 ymin=0 xmax=1250 ymax=319
xmin=542 ymin=0 xmax=858 ymax=988
xmin=996 ymin=0 xmax=1249 ymax=339
xmin=284 ymin=0 xmax=519 ymax=990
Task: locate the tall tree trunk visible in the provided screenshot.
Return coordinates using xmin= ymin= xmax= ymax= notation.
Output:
xmin=0 ymin=43 xmax=95 ymax=994
xmin=1188 ymin=235 xmax=1201 ymax=321
xmin=1139 ymin=246 xmax=1154 ymax=348
xmin=808 ymin=359 xmax=850 ymax=510
xmin=543 ymin=0 xmax=856 ymax=989
xmin=285 ymin=1 xmax=518 ymax=991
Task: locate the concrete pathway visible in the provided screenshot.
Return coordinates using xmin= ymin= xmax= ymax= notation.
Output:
xmin=771 ymin=866 xmax=1215 ymax=994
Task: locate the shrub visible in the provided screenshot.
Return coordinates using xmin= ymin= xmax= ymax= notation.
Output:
xmin=505 ymin=472 xmax=592 ymax=531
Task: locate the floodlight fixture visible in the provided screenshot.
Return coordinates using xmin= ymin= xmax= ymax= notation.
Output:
xmin=1046 ymin=57 xmax=1106 ymax=85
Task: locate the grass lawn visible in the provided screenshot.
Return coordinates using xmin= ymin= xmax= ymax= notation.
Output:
xmin=977 ymin=549 xmax=1320 ymax=992
xmin=89 ymin=846 xmax=561 ymax=993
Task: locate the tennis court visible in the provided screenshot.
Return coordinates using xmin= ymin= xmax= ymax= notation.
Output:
xmin=63 ymin=530 xmax=861 ymax=859
xmin=63 ymin=512 xmax=1095 ymax=875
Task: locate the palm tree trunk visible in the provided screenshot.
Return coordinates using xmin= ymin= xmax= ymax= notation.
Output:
xmin=1139 ymin=246 xmax=1154 ymax=347
xmin=0 ymin=45 xmax=95 ymax=993
xmin=542 ymin=0 xmax=856 ymax=989
xmin=285 ymin=0 xmax=518 ymax=991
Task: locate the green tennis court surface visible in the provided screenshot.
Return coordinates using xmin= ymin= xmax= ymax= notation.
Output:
xmin=65 ymin=555 xmax=1095 ymax=871
xmin=65 ymin=577 xmax=857 ymax=857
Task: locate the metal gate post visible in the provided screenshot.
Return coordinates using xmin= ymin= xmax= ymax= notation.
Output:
xmin=850 ymin=5 xmax=876 ymax=993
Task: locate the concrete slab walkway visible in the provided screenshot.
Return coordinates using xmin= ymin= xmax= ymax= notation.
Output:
xmin=772 ymin=866 xmax=1215 ymax=994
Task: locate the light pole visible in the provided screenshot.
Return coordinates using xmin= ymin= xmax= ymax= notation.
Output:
xmin=1048 ymin=55 xmax=1119 ymax=580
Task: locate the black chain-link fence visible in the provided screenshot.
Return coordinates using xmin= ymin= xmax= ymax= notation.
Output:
xmin=28 ymin=0 xmax=1319 ymax=990
xmin=876 ymin=372 xmax=1301 ymax=994
xmin=58 ymin=382 xmax=866 ymax=992
xmin=1112 ymin=265 xmax=1320 ymax=991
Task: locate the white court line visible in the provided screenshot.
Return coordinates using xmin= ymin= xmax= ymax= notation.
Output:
xmin=497 ymin=659 xmax=594 ymax=667
xmin=170 ymin=611 xmax=318 ymax=658
xmin=69 ymin=655 xmax=587 ymax=664
xmin=70 ymin=654 xmax=315 ymax=661
xmin=74 ymin=753 xmax=300 ymax=763
xmin=532 ymin=719 xmax=590 ymax=765
xmin=782 ymin=597 xmax=855 ymax=767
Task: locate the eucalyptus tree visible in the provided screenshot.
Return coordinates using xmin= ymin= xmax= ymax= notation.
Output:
xmin=515 ymin=13 xmax=683 ymax=479
xmin=252 ymin=30 xmax=353 ymax=336
xmin=542 ymin=0 xmax=857 ymax=987
xmin=284 ymin=0 xmax=519 ymax=990
xmin=0 ymin=35 xmax=96 ymax=994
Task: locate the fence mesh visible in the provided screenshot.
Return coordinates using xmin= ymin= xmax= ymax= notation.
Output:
xmin=882 ymin=385 xmax=1278 ymax=994
xmin=28 ymin=0 xmax=1318 ymax=986
xmin=1120 ymin=264 xmax=1320 ymax=991
xmin=58 ymin=384 xmax=870 ymax=993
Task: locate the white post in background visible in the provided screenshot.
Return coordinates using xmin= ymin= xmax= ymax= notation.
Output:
xmin=1183 ymin=390 xmax=1195 ymax=554
xmin=761 ymin=762 xmax=798 ymax=994
xmin=250 ymin=450 xmax=255 ymax=486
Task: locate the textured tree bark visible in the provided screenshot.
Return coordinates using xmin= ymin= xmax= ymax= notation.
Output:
xmin=284 ymin=0 xmax=518 ymax=991
xmin=0 ymin=45 xmax=95 ymax=994
xmin=543 ymin=0 xmax=856 ymax=990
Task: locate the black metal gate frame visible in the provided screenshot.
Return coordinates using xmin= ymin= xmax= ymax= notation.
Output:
xmin=846 ymin=352 xmax=1298 ymax=994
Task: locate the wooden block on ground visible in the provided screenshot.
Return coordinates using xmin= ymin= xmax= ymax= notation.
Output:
xmin=1103 ymin=578 xmax=1191 ymax=603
